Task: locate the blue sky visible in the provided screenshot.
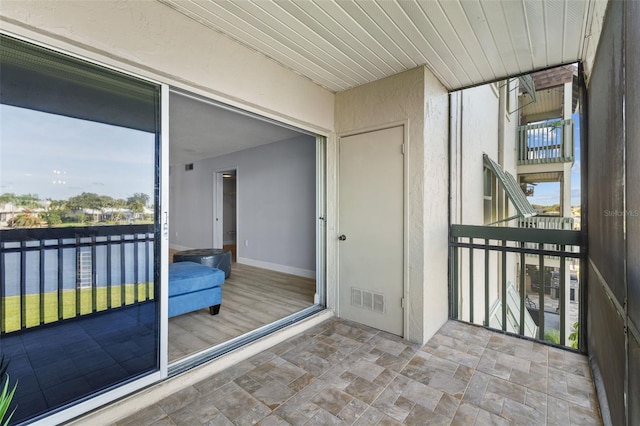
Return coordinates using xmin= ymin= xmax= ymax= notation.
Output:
xmin=0 ymin=105 xmax=155 ymax=202
xmin=526 ymin=112 xmax=581 ymax=207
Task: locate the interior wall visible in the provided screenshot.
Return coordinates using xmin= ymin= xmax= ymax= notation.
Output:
xmin=0 ymin=0 xmax=334 ymax=133
xmin=333 ymin=66 xmax=448 ymax=344
xmin=170 ymin=135 xmax=316 ymax=276
xmin=586 ymin=0 xmax=639 ymax=424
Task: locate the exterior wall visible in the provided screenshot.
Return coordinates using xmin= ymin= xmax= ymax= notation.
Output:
xmin=450 ymin=85 xmax=500 ymax=226
xmin=0 ymin=0 xmax=334 ymax=133
xmin=450 ymin=83 xmax=520 ymax=327
xmin=582 ymin=0 xmax=610 ymax=88
xmin=170 ymin=136 xmax=316 ymax=276
xmin=333 ymin=66 xmax=449 ymax=344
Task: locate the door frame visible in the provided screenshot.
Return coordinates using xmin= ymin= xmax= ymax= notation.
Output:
xmin=336 ymin=121 xmax=409 ymax=338
xmin=213 ymin=167 xmax=239 ymax=251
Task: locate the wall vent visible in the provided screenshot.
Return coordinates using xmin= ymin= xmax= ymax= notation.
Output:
xmin=185 ymin=163 xmax=194 ymax=171
xmin=350 ymin=287 xmax=385 ymax=314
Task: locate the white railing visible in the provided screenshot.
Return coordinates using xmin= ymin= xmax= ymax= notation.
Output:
xmin=518 ymin=119 xmax=574 ymax=164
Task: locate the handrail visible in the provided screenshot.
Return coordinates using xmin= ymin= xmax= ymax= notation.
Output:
xmin=450 ymin=224 xmax=584 ymax=350
xmin=0 ymin=225 xmax=156 ymax=334
xmin=451 ymin=224 xmax=581 ymax=246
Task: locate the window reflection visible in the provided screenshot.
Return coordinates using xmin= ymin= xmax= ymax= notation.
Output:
xmin=0 ymin=35 xmax=160 ymax=424
xmin=1 ymin=105 xmax=155 ymax=229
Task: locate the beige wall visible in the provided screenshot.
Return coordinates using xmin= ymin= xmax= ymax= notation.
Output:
xmin=1 ymin=0 xmax=450 ymax=345
xmin=333 ymin=67 xmax=449 ymax=344
xmin=449 ymin=82 xmax=520 ymax=327
xmin=0 ymin=0 xmax=334 ymax=133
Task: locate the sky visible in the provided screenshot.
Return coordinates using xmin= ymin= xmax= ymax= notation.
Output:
xmin=526 ymin=112 xmax=581 ymax=207
xmin=0 ymin=104 xmax=156 ymax=202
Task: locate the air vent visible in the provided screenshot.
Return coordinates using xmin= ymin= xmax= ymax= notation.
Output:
xmin=185 ymin=163 xmax=194 ymax=171
xmin=350 ymin=287 xmax=385 ymax=314
xmin=351 ymin=288 xmax=362 ymax=307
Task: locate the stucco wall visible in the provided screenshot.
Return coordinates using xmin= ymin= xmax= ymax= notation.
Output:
xmin=333 ymin=66 xmax=449 ymax=344
xmin=449 ymin=82 xmax=520 ymax=328
xmin=0 ymin=0 xmax=334 ymax=133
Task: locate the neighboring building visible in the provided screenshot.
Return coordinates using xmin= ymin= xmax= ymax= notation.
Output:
xmin=0 ymin=1 xmax=637 ymax=425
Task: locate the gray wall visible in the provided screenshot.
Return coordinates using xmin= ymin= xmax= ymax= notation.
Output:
xmin=170 ymin=135 xmax=316 ymax=274
xmin=586 ymin=1 xmax=640 ymax=424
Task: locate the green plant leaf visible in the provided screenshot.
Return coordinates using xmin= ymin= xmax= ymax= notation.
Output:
xmin=0 ymin=374 xmax=18 ymax=426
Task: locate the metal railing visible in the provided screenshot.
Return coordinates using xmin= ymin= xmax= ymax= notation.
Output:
xmin=518 ymin=216 xmax=574 ymax=230
xmin=450 ymin=224 xmax=583 ymax=347
xmin=0 ymin=225 xmax=156 ymax=334
xmin=517 ymin=119 xmax=574 ymax=165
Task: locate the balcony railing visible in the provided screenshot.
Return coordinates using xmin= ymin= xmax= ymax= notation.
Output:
xmin=517 ymin=119 xmax=574 ymax=165
xmin=450 ymin=224 xmax=583 ymax=348
xmin=518 ymin=215 xmax=574 ymax=230
xmin=0 ymin=225 xmax=156 ymax=334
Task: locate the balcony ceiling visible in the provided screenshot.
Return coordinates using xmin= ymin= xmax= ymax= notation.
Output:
xmin=159 ymin=0 xmax=596 ymax=92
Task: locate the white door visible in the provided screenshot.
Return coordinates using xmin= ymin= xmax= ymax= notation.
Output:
xmin=338 ymin=126 xmax=404 ymax=336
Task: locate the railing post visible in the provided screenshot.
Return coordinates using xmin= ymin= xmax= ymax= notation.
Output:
xmin=134 ymin=235 xmax=140 ymax=303
xmin=91 ymin=235 xmax=97 ymax=313
xmin=519 ymin=242 xmax=526 ymax=336
xmin=58 ymin=238 xmax=64 ymax=321
xmin=538 ymin=243 xmax=545 ymax=340
xmin=39 ymin=240 xmax=45 ymax=325
xmin=75 ymin=236 xmax=81 ymax=317
xmin=107 ymin=236 xmax=113 ymax=309
xmin=145 ymin=236 xmax=150 ymax=301
xmin=484 ymin=239 xmax=489 ymax=327
xmin=559 ymin=248 xmax=566 ymax=344
xmin=502 ymin=240 xmax=507 ymax=332
xmin=120 ymin=235 xmax=126 ymax=305
xmin=20 ymin=240 xmax=27 ymax=330
xmin=452 ymin=236 xmax=459 ymax=320
xmin=469 ymin=238 xmax=474 ymax=323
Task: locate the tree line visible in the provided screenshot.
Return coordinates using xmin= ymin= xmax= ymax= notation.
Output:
xmin=1 ymin=192 xmax=153 ymax=228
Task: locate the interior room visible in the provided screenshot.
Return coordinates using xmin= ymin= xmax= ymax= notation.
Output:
xmin=167 ymin=90 xmax=319 ymax=363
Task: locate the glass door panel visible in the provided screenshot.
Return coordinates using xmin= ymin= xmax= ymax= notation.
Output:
xmin=0 ymin=35 xmax=161 ymax=424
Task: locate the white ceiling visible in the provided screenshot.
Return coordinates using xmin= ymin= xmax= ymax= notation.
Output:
xmin=170 ymin=91 xmax=304 ymax=164
xmin=159 ymin=0 xmax=596 ymax=92
xmin=520 ymin=86 xmax=563 ymax=120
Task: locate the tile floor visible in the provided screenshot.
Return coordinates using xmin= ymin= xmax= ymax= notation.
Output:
xmin=3 ymin=303 xmax=157 ymax=424
xmin=115 ymin=318 xmax=602 ymax=425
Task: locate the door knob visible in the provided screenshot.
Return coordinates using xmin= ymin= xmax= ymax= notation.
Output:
xmin=338 ymin=234 xmax=347 ymax=241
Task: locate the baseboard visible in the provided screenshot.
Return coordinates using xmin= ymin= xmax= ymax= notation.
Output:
xmin=237 ymin=257 xmax=315 ymax=279
xmin=223 ymin=240 xmax=235 ymax=245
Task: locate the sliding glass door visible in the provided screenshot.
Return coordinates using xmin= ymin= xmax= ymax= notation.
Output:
xmin=0 ymin=35 xmax=161 ymax=424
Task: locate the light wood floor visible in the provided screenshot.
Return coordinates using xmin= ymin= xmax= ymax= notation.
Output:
xmin=168 ymin=262 xmax=316 ymax=363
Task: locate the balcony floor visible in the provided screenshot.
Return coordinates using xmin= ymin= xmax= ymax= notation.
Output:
xmin=113 ymin=318 xmax=601 ymax=426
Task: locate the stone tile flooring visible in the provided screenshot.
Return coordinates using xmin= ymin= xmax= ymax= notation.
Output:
xmin=115 ymin=319 xmax=602 ymax=425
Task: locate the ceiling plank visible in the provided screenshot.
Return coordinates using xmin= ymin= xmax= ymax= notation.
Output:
xmin=160 ymin=0 xmax=594 ymax=92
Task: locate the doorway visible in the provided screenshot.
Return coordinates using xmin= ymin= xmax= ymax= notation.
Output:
xmin=338 ymin=126 xmax=405 ymax=336
xmin=214 ymin=169 xmax=237 ymax=260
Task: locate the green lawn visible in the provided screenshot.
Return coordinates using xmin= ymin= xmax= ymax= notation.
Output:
xmin=1 ymin=284 xmax=154 ymax=333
